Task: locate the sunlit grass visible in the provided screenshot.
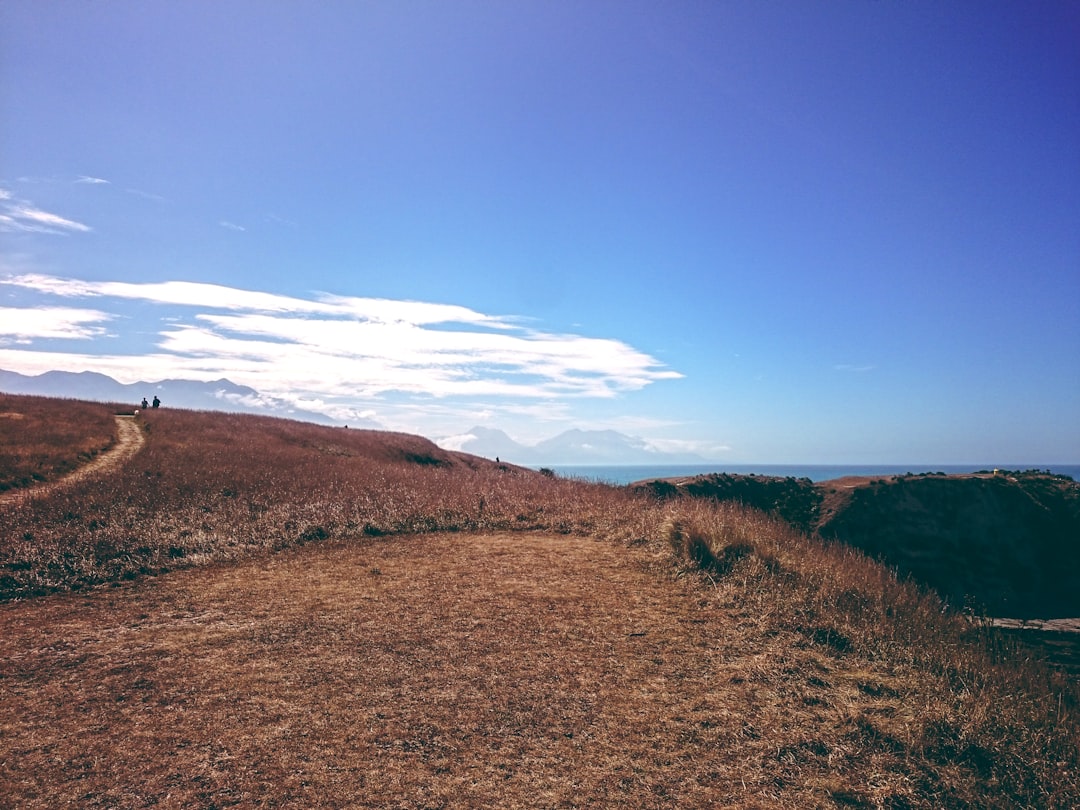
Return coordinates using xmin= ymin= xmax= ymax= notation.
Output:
xmin=0 ymin=394 xmax=121 ymax=492
xmin=1 ymin=395 xmax=1077 ymax=807
xmin=662 ymin=508 xmax=1080 ymax=806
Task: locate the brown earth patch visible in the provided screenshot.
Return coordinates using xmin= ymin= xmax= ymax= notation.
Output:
xmin=0 ymin=531 xmax=917 ymax=808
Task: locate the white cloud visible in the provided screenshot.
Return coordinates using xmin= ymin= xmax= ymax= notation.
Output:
xmin=126 ymin=188 xmax=167 ymax=203
xmin=645 ymin=437 xmax=733 ymax=456
xmin=433 ymin=432 xmax=478 ymax=452
xmin=265 ymin=213 xmax=297 ymax=227
xmin=0 ymin=275 xmax=682 ymax=410
xmin=0 ymin=347 xmax=239 ymax=383
xmin=219 ymin=220 xmax=246 ymax=232
xmin=5 ymin=274 xmax=511 ymax=327
xmin=75 ymin=176 xmax=110 ymax=185
xmin=0 ymin=192 xmax=91 ymax=234
xmin=0 ymin=306 xmax=111 ymax=341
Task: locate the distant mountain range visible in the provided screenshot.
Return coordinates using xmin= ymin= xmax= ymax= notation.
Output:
xmin=442 ymin=426 xmax=708 ymax=466
xmin=1 ymin=369 xmax=705 ymax=465
xmin=0 ymin=369 xmax=343 ymax=426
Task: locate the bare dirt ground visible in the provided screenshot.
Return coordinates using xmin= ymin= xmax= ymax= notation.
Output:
xmin=0 ymin=531 xmax=901 ymax=809
xmin=992 ymin=618 xmax=1080 ymax=632
xmin=0 ymin=415 xmax=145 ymax=508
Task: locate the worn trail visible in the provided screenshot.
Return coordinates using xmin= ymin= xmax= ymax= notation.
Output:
xmin=0 ymin=415 xmax=145 ymax=508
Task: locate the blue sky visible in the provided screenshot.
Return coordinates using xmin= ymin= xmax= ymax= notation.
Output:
xmin=1 ymin=1 xmax=1078 ymax=463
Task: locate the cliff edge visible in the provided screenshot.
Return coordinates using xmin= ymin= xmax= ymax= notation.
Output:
xmin=633 ymin=470 xmax=1080 ymax=618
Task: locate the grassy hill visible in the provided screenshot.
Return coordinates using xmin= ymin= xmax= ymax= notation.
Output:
xmin=1 ymin=394 xmax=1078 ymax=807
xmin=0 ymin=393 xmax=120 ymax=493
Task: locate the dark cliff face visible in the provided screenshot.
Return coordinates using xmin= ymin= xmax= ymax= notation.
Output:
xmin=815 ymin=473 xmax=1080 ymax=618
xmin=635 ymin=470 xmax=1080 ymax=619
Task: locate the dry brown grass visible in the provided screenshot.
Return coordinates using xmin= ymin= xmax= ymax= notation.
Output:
xmin=0 ymin=394 xmax=121 ymax=492
xmin=661 ymin=506 xmax=1080 ymax=807
xmin=1 ymin=395 xmax=1077 ymax=807
xmin=0 ymin=406 xmax=648 ymax=598
xmin=0 ymin=530 xmax=1028 ymax=809
xmin=1 ymin=531 xmax=781 ymax=807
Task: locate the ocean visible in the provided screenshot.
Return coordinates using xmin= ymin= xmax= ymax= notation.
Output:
xmin=544 ymin=463 xmax=1080 ymax=486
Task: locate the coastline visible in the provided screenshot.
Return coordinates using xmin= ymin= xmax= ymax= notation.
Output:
xmin=548 ymin=463 xmax=1080 ymax=486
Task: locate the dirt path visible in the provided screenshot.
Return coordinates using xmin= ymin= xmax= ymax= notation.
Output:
xmin=0 ymin=414 xmax=145 ymax=508
xmin=0 ymin=531 xmax=873 ymax=809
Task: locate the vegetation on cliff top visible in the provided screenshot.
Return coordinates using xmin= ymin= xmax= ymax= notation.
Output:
xmin=637 ymin=472 xmax=823 ymax=532
xmin=633 ymin=468 xmax=1080 ymax=619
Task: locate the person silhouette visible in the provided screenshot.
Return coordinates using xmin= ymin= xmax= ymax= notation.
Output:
xmin=141 ymin=398 xmax=149 ymax=409
xmin=152 ymin=396 xmax=160 ymax=408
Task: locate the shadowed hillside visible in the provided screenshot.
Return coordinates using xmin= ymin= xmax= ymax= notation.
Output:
xmin=816 ymin=471 xmax=1080 ymax=618
xmin=636 ymin=472 xmax=823 ymax=533
xmin=633 ymin=470 xmax=1080 ymax=620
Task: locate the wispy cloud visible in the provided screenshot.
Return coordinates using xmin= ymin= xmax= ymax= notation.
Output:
xmin=265 ymin=213 xmax=297 ymax=228
xmin=219 ymin=220 xmax=246 ymax=232
xmin=126 ymin=188 xmax=167 ymax=203
xmin=0 ymin=306 xmax=111 ymax=342
xmin=0 ymin=190 xmax=92 ymax=234
xmin=646 ymin=437 xmax=732 ymax=456
xmin=75 ymin=176 xmax=110 ymax=185
xmin=0 ymin=275 xmax=682 ymax=416
xmin=834 ymin=363 xmax=876 ymax=373
xmin=7 ymin=274 xmax=513 ymax=326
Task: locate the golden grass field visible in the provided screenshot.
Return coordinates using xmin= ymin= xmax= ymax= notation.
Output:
xmin=1 ymin=394 xmax=1077 ymax=808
